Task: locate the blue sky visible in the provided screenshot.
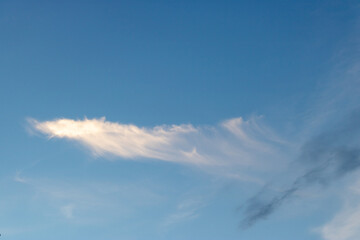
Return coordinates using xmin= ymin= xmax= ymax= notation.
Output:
xmin=1 ymin=1 xmax=360 ymax=239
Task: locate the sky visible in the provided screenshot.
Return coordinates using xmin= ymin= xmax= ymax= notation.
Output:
xmin=1 ymin=0 xmax=360 ymax=239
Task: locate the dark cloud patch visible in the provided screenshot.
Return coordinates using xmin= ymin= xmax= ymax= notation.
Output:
xmin=240 ymin=110 xmax=360 ymax=228
xmin=240 ymin=186 xmax=298 ymax=229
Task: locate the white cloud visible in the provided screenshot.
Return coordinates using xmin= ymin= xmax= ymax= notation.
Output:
xmin=317 ymin=178 xmax=360 ymax=240
xmin=28 ymin=116 xmax=289 ymax=179
xmin=222 ymin=116 xmax=287 ymax=149
xmin=29 ymin=117 xmax=201 ymax=164
xmin=319 ymin=205 xmax=360 ymax=240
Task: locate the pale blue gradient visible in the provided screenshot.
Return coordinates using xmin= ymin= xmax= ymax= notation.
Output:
xmin=0 ymin=1 xmax=360 ymax=239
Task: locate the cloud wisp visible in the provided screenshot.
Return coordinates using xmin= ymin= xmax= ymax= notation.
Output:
xmin=27 ymin=104 xmax=360 ymax=230
xmin=240 ymin=110 xmax=360 ymax=228
xmin=28 ymin=116 xmax=288 ymax=179
xmin=162 ymin=197 xmax=206 ymax=228
xmin=318 ymin=178 xmax=360 ymax=240
xmin=29 ymin=117 xmax=200 ymax=164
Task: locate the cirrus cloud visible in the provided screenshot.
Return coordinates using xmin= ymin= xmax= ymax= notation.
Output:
xmin=28 ymin=116 xmax=288 ymax=179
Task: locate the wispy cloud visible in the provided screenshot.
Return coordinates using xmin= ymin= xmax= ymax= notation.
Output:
xmin=162 ymin=197 xmax=206 ymax=227
xmin=318 ymin=204 xmax=360 ymax=240
xmin=27 ymin=57 xmax=360 ymax=230
xmin=29 ymin=117 xmax=201 ymax=164
xmin=239 ymin=110 xmax=360 ymax=228
xmin=235 ymin=47 xmax=360 ymax=227
xmin=317 ymin=178 xmax=360 ymax=240
xmin=27 ymin=80 xmax=360 ymax=230
xmin=28 ymin=116 xmax=288 ymax=181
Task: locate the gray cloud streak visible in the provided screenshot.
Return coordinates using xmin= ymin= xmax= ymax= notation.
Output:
xmin=240 ymin=110 xmax=360 ymax=228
